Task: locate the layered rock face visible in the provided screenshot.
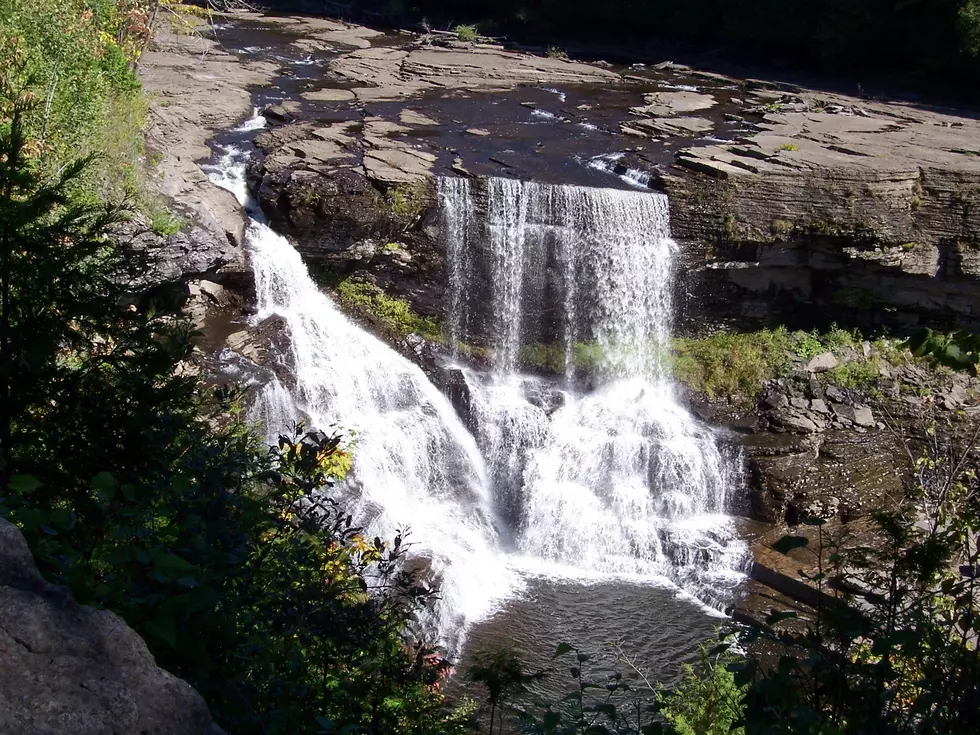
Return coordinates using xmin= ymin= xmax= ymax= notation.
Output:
xmin=659 ymin=91 xmax=980 ymax=334
xmin=0 ymin=520 xmax=221 ymax=735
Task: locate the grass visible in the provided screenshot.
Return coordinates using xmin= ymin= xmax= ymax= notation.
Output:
xmin=336 ymin=277 xmax=442 ymax=342
xmin=771 ymin=218 xmax=795 ymax=237
xmin=546 ymin=46 xmax=568 ymax=59
xmin=376 ymin=180 xmax=430 ymax=221
xmin=150 ymin=209 xmax=183 ymax=236
xmin=670 ymin=326 xmax=910 ymax=401
xmin=453 ymin=24 xmax=479 ymax=41
xmin=776 ymin=143 xmax=799 ymax=152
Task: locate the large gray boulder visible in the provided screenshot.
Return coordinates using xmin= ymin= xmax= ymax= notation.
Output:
xmin=0 ymin=519 xmax=222 ymax=735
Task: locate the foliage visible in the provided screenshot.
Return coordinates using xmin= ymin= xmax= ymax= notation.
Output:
xmin=660 ymin=646 xmax=745 ymax=735
xmin=0 ymin=97 xmax=466 ymax=735
xmin=731 ymin=416 xmax=980 ymax=734
xmin=454 ymin=23 xmax=480 ymax=41
xmin=0 ymin=0 xmax=197 ymax=210
xmin=377 ymin=179 xmax=431 ymax=221
xmin=465 ymin=640 xmax=745 ymax=735
xmin=905 ymin=327 xmax=980 ymax=372
xmin=337 ymin=276 xmax=444 ymax=342
xmin=775 ymin=143 xmax=799 ymax=152
xmin=670 ymin=326 xmax=910 ymax=400
xmin=150 ymin=206 xmax=182 ymax=234
xmin=670 ymin=328 xmax=795 ymax=400
xmin=546 ymin=46 xmax=568 ymax=60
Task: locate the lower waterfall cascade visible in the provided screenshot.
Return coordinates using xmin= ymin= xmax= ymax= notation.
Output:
xmin=205 ymin=116 xmax=746 ymax=654
xmin=439 ymin=176 xmax=745 ymax=605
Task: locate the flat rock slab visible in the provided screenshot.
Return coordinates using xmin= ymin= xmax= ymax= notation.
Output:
xmin=675 ymin=92 xmax=980 ymax=177
xmin=140 ymin=21 xmax=277 ymax=252
xmin=631 ymin=91 xmax=717 ymax=117
xmin=331 ymin=44 xmax=619 ymax=101
xmin=257 ymin=14 xmax=385 ymax=49
xmin=301 ymin=88 xmax=357 ymax=103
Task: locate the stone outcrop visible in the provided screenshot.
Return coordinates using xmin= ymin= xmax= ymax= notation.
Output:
xmin=329 ymin=41 xmax=619 ymax=102
xmin=658 ymin=89 xmax=980 ymax=333
xmin=0 ymin=520 xmax=221 ymax=735
xmin=248 ymin=115 xmax=446 ymax=318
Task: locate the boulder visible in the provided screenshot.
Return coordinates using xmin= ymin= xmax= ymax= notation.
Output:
xmin=805 ymin=352 xmax=839 ymax=373
xmin=0 ymin=519 xmax=221 ymax=735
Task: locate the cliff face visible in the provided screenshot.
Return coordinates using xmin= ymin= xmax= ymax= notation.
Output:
xmin=0 ymin=520 xmax=222 ymax=735
xmin=659 ymin=91 xmax=980 ymax=335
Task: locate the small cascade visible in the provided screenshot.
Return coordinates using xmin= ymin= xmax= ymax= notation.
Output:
xmin=586 ymin=153 xmax=655 ymax=190
xmin=439 ymin=176 xmax=744 ymax=602
xmin=206 ymin=143 xmax=519 ymax=654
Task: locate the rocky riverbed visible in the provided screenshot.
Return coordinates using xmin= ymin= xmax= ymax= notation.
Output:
xmin=134 ymin=8 xmax=980 ymax=637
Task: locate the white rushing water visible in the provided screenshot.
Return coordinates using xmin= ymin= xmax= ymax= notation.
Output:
xmin=206 ymin=143 xmax=519 ymax=654
xmin=439 ymin=177 xmax=744 ymax=606
xmin=204 ymin=113 xmax=744 ymax=655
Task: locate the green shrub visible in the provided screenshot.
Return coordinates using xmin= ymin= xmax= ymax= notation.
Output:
xmin=376 ymin=180 xmax=430 ymax=221
xmin=150 ymin=208 xmax=182 ymax=235
xmin=337 ymin=277 xmax=443 ymax=342
xmin=670 ymin=328 xmax=793 ymax=400
xmin=776 ymin=142 xmax=799 ymax=152
xmin=661 ymin=646 xmax=746 ymax=735
xmin=453 ymin=23 xmax=479 ymax=41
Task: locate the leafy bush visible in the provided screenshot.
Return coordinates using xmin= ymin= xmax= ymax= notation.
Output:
xmin=454 ymin=23 xmax=480 ymax=41
xmin=337 ymin=276 xmax=444 ymax=342
xmin=905 ymin=327 xmax=980 ymax=371
xmin=660 ymin=647 xmax=745 ymax=735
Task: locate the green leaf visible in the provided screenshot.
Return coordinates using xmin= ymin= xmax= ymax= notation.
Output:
xmin=144 ymin=617 xmax=177 ymax=648
xmin=8 ymin=474 xmax=42 ymax=493
xmin=152 ymin=552 xmax=195 ymax=574
xmin=91 ymin=471 xmax=116 ymax=491
xmin=771 ymin=535 xmax=809 ymax=554
xmin=554 ymin=642 xmax=574 ymax=658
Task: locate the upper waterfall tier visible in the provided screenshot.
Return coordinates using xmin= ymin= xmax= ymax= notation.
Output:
xmin=440 ymin=176 xmax=677 ymax=381
xmin=438 ymin=175 xmax=745 ymax=605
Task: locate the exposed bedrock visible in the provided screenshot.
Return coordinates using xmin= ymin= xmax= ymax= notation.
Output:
xmin=660 ymin=94 xmax=980 ymax=334
xmin=0 ymin=520 xmax=222 ymax=735
xmin=247 ymin=118 xmax=446 ymax=318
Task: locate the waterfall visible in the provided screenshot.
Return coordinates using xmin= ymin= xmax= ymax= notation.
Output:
xmin=206 ymin=144 xmax=520 ymax=654
xmin=203 ymin=115 xmax=744 ymax=658
xmin=439 ymin=177 xmax=744 ymax=604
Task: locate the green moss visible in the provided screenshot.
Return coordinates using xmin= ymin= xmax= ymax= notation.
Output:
xmin=376 ymin=180 xmax=430 ymax=221
xmin=336 ymin=278 xmax=442 ymax=342
xmin=149 ymin=209 xmax=182 ymax=236
xmin=771 ymin=218 xmax=795 ymax=237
